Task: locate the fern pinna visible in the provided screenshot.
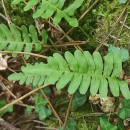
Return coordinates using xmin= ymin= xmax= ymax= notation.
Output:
xmin=11 ymin=0 xmax=84 ymax=27
xmin=8 ymin=50 xmax=130 ymax=99
xmin=0 ymin=24 xmax=48 ymax=59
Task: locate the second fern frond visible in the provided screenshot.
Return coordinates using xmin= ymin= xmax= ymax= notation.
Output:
xmin=11 ymin=0 xmax=84 ymax=27
xmin=0 ymin=24 xmax=48 ymax=59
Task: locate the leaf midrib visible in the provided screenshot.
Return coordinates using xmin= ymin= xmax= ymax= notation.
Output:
xmin=26 ymin=67 xmax=119 ymax=81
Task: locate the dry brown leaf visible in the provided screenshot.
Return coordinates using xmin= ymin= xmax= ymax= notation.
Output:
xmin=89 ymin=94 xmax=100 ymax=104
xmin=0 ymin=53 xmax=8 ymax=70
xmin=100 ymin=97 xmax=115 ymax=112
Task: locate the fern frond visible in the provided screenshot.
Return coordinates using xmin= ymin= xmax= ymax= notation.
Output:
xmin=8 ymin=50 xmax=130 ymax=99
xmin=11 ymin=0 xmax=84 ymax=27
xmin=0 ymin=24 xmax=48 ymax=59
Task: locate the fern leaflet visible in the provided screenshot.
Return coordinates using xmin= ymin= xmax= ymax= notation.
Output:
xmin=11 ymin=0 xmax=84 ymax=27
xmin=0 ymin=24 xmax=48 ymax=59
xmin=8 ymin=50 xmax=130 ymax=99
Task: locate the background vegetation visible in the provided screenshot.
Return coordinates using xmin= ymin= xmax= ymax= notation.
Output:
xmin=0 ymin=0 xmax=130 ymax=130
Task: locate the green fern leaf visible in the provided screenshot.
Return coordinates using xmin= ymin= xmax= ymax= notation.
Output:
xmin=11 ymin=0 xmax=84 ymax=27
xmin=0 ymin=24 xmax=48 ymax=59
xmin=99 ymin=78 xmax=108 ymax=98
xmin=8 ymin=50 xmax=130 ymax=99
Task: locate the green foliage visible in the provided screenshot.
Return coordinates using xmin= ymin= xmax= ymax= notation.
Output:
xmin=25 ymin=105 xmax=33 ymax=114
xmin=71 ymin=91 xmax=88 ymax=110
xmin=0 ymin=100 xmax=13 ymax=115
xmin=119 ymin=0 xmax=127 ymax=4
xmin=0 ymin=24 xmax=48 ymax=59
xmin=99 ymin=117 xmax=117 ymax=130
xmin=11 ymin=0 xmax=84 ymax=27
xmin=118 ymin=99 xmax=130 ymax=119
xmin=117 ymin=119 xmax=125 ymax=130
xmin=108 ymin=44 xmax=129 ymax=62
xmin=8 ymin=50 xmax=130 ymax=99
xmin=100 ymin=117 xmax=126 ymax=130
xmin=59 ymin=118 xmax=77 ymax=130
xmin=34 ymin=95 xmax=51 ymax=120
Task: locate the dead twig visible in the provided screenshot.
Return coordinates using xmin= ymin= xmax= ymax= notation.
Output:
xmin=0 ymin=84 xmax=49 ymax=112
xmin=55 ymin=0 xmax=99 ymax=44
xmin=95 ymin=1 xmax=130 ymax=51
xmin=114 ymin=13 xmax=128 ymax=44
xmin=0 ymin=51 xmax=48 ymax=59
xmin=0 ymin=118 xmax=20 ymax=130
xmin=43 ymin=41 xmax=87 ymax=47
xmin=40 ymin=89 xmax=63 ymax=125
xmin=1 ymin=0 xmax=11 ymax=25
xmin=0 ymin=13 xmax=8 ymax=22
xmin=119 ymin=20 xmax=130 ymax=30
xmin=63 ymin=94 xmax=74 ymax=130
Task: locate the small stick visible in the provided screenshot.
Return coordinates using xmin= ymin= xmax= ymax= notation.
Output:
xmin=0 ymin=118 xmax=20 ymax=130
xmin=0 ymin=51 xmax=48 ymax=59
xmin=119 ymin=21 xmax=130 ymax=30
xmin=1 ymin=0 xmax=11 ymax=25
xmin=63 ymin=94 xmax=74 ymax=130
xmin=0 ymin=13 xmax=8 ymax=22
xmin=95 ymin=1 xmax=130 ymax=51
xmin=0 ymin=82 xmax=16 ymax=99
xmin=55 ymin=0 xmax=99 ymax=44
xmin=114 ymin=13 xmax=128 ymax=44
xmin=40 ymin=89 xmax=63 ymax=125
xmin=43 ymin=41 xmax=87 ymax=47
xmin=0 ymin=84 xmax=49 ymax=112
xmin=35 ymin=126 xmax=58 ymax=130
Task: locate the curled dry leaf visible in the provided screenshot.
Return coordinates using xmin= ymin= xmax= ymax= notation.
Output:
xmin=125 ymin=76 xmax=130 ymax=84
xmin=123 ymin=119 xmax=129 ymax=126
xmin=0 ymin=53 xmax=8 ymax=70
xmin=89 ymin=94 xmax=100 ymax=104
xmin=100 ymin=97 xmax=115 ymax=112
